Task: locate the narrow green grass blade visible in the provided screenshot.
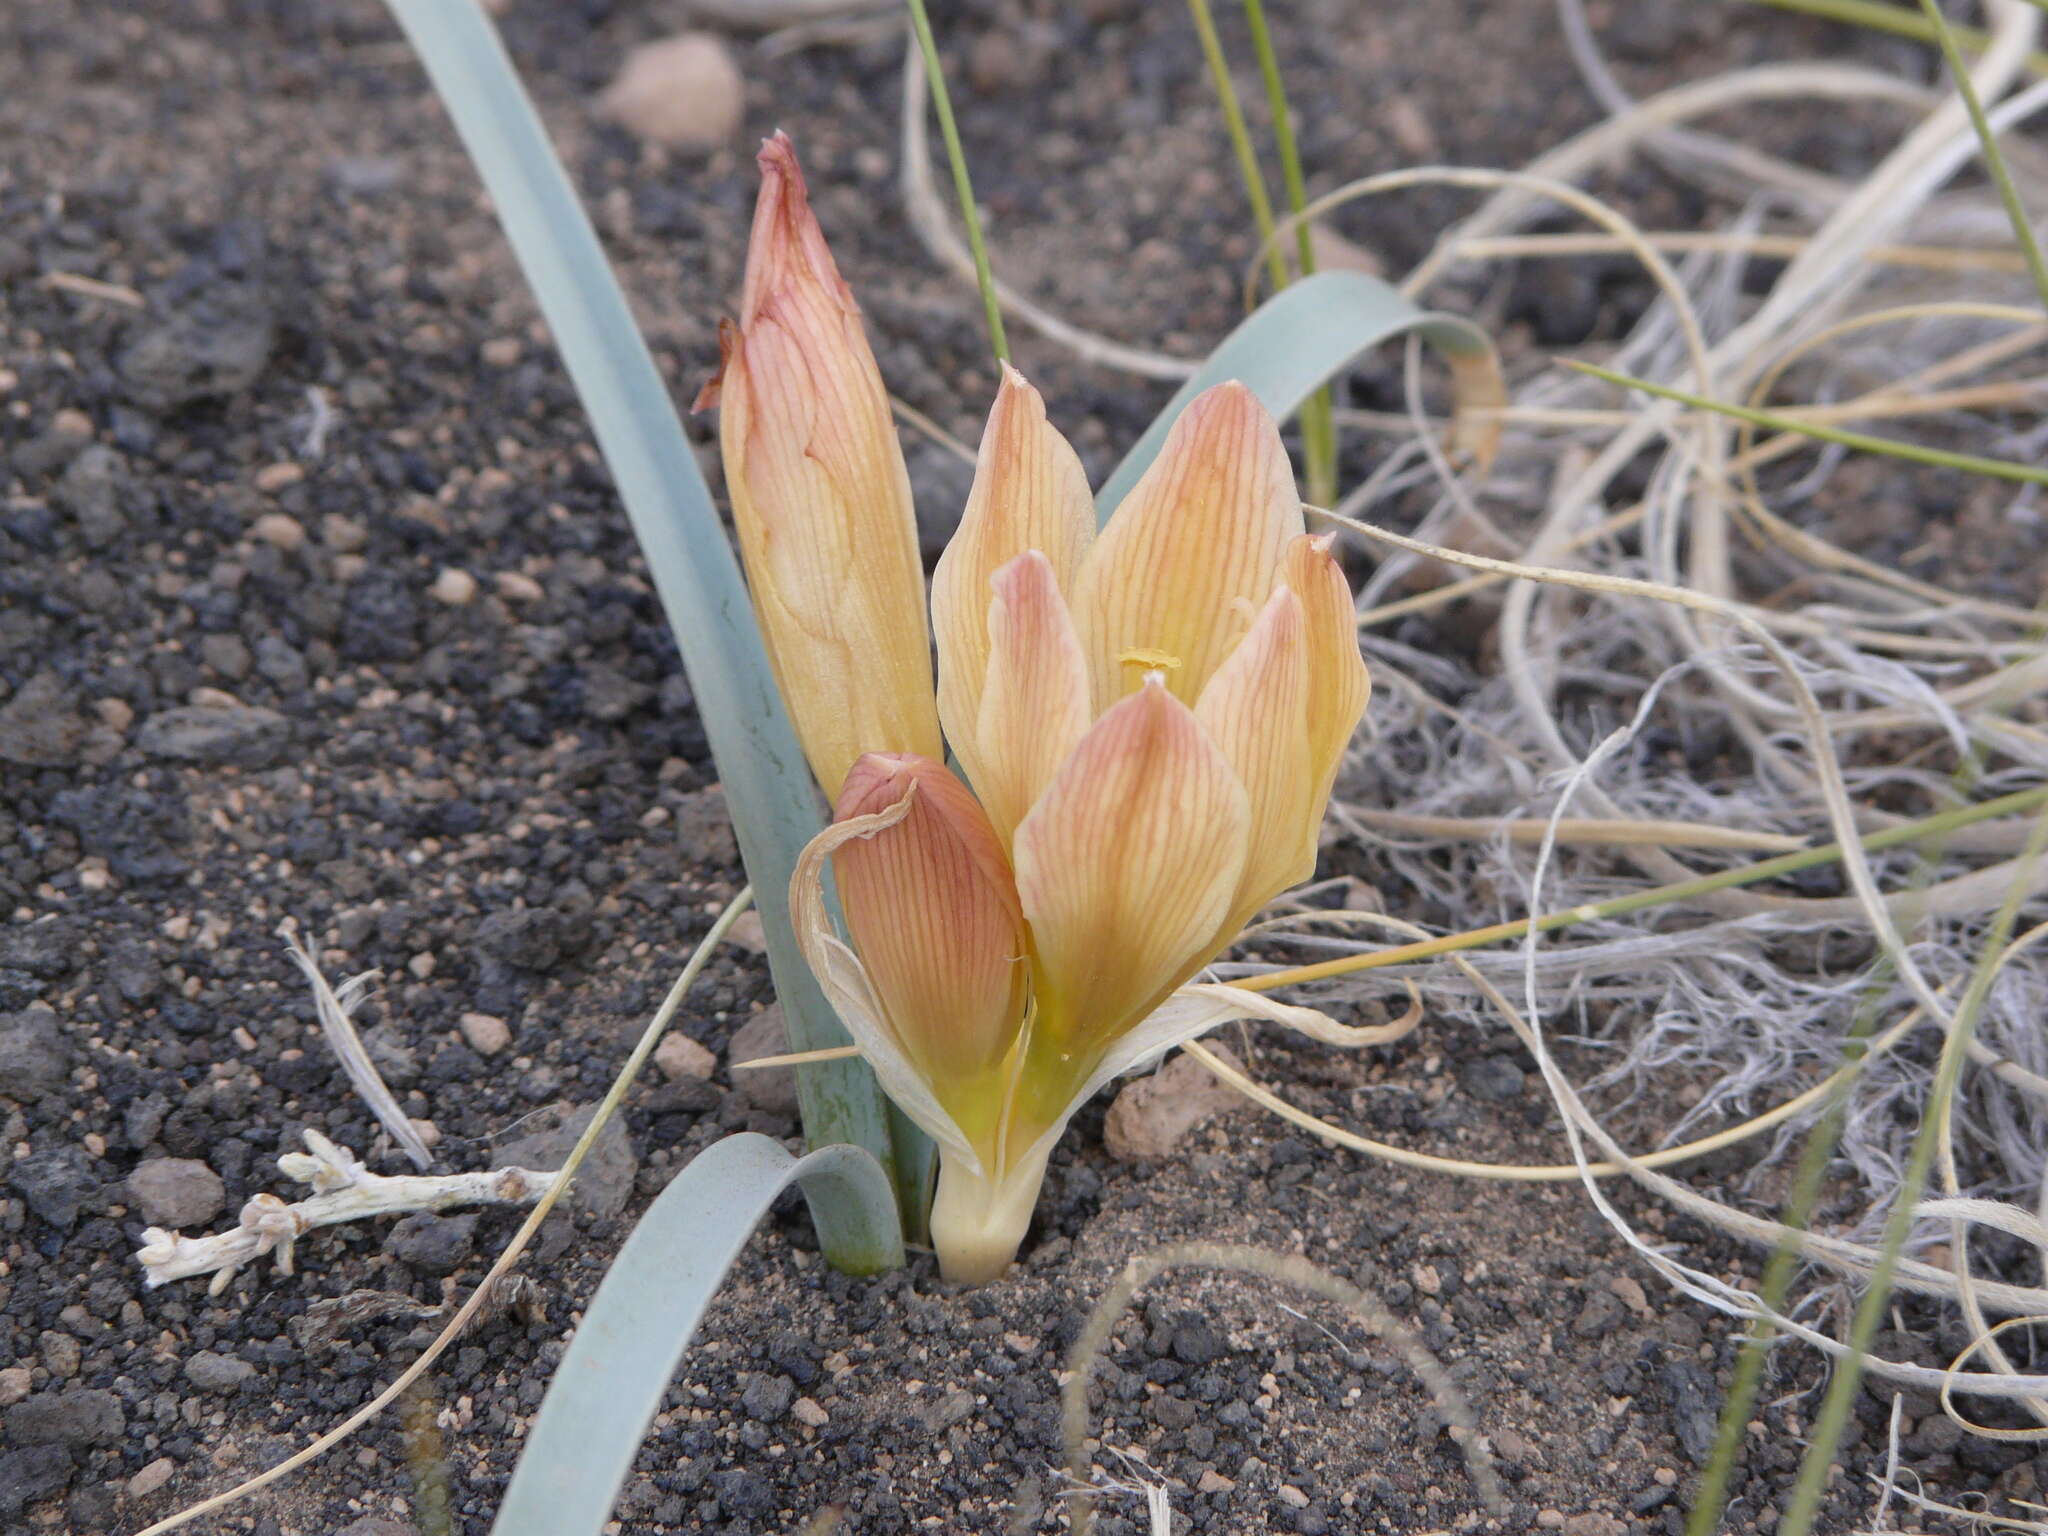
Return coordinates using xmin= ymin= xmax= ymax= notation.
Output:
xmin=1736 ymin=0 xmax=2048 ymax=77
xmin=1238 ymin=0 xmax=1339 ymax=507
xmin=489 ymin=1135 xmax=902 ymax=1536
xmin=1780 ymin=807 xmax=2048 ymax=1536
xmin=904 ymin=0 xmax=1007 ymax=361
xmin=1568 ymin=357 xmax=2048 ymax=484
xmin=1915 ymin=0 xmax=2048 ymax=309
xmin=381 ymin=0 xmax=920 ymax=1259
xmin=1096 ymin=270 xmax=1502 ymax=518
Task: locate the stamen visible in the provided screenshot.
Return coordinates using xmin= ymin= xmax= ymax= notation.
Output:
xmin=1117 ymin=647 xmax=1183 ymax=686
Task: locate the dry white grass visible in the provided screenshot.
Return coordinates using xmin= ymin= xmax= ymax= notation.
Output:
xmin=892 ymin=0 xmax=2048 ymax=1446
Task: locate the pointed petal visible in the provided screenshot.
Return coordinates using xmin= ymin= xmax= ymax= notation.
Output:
xmin=1012 ymin=676 xmax=1249 ymax=1057
xmin=931 ymin=364 xmax=1095 ymax=768
xmin=968 ymin=551 xmax=1092 ymax=846
xmin=1073 ymin=381 xmax=1302 ymax=709
xmin=789 ymin=796 xmax=980 ymax=1174
xmin=710 ymin=134 xmax=940 ymax=798
xmin=1282 ymin=532 xmax=1371 ymax=810
xmin=829 ymin=755 xmax=1030 ymax=1144
xmin=740 ymin=133 xmax=858 ymax=327
xmin=1194 ymin=585 xmax=1316 ymax=917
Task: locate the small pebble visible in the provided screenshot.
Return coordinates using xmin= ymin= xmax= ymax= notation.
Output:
xmin=252 ymin=512 xmax=306 ymax=551
xmin=322 ymin=513 xmax=368 ymax=553
xmin=385 ymin=1211 xmax=479 ymax=1274
xmin=791 ymin=1396 xmax=828 ymax=1428
xmin=1460 ymin=1055 xmax=1526 ymax=1102
xmin=40 ymin=1331 xmax=80 ymax=1379
xmin=596 ymin=34 xmax=743 ymax=150
xmin=494 ymin=570 xmax=544 ymax=602
xmin=184 ymin=1351 xmax=256 ymax=1393
xmin=128 ymin=1456 xmax=176 ymax=1499
xmin=460 ymin=1012 xmax=512 ymax=1056
xmin=127 ymin=1158 xmax=226 ymax=1229
xmin=727 ymin=1007 xmax=797 ymax=1117
xmin=430 ymin=567 xmax=477 ymax=606
xmin=50 ymin=406 xmax=94 ymax=441
xmin=0 ymin=1367 xmax=31 ymax=1407
xmin=1102 ymin=1046 xmax=1245 ymax=1161
xmin=740 ymin=1372 xmax=794 ymax=1422
xmin=253 ymin=461 xmax=304 ymax=492
xmin=654 ymin=1033 xmax=715 ymax=1082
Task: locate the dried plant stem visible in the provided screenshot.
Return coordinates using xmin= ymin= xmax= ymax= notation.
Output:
xmin=1780 ymin=809 xmax=2048 ymax=1536
xmin=282 ymin=930 xmax=431 ymax=1170
xmin=136 ymin=890 xmax=758 ymax=1536
xmin=1184 ymin=964 xmax=1969 ymax=1184
xmin=1454 ymin=228 xmax=2030 ymax=272
xmin=1061 ymin=1242 xmax=1502 ymax=1536
xmin=1686 ymin=949 xmax=1927 ymax=1533
xmin=1348 ymin=808 xmax=1805 ymax=851
xmin=896 ymin=41 xmax=1190 ymax=379
xmin=135 ymin=1133 xmax=554 ymax=1290
xmin=902 ymin=0 xmax=1007 ymax=361
xmin=1243 ymin=785 xmax=2048 ymax=995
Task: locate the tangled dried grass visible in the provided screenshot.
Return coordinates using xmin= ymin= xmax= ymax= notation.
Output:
xmin=899 ymin=0 xmax=2048 ymax=1447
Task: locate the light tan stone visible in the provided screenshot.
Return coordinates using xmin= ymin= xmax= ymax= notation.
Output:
xmin=1102 ymin=1045 xmax=1247 ymax=1161
xmin=596 ymin=35 xmax=743 ymax=151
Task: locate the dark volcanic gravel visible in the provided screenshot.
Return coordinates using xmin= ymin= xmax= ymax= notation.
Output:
xmin=0 ymin=2 xmax=2026 ymax=1534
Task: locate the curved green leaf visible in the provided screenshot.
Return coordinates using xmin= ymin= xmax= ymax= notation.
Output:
xmin=380 ymin=0 xmax=927 ymax=1258
xmin=489 ymin=1135 xmax=901 ymax=1536
xmin=1096 ymin=269 xmax=1503 ymax=519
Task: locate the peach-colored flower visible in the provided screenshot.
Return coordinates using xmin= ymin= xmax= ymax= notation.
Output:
xmin=708 ymin=136 xmax=1370 ymax=1283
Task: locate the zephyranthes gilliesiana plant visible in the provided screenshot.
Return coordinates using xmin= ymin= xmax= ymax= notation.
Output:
xmin=697 ymin=134 xmax=1371 ymax=1283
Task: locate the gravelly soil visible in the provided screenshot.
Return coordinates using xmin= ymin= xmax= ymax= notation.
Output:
xmin=1 ymin=2 xmax=2038 ymax=1534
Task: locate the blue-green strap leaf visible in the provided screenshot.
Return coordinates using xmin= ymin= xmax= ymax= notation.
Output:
xmin=490 ymin=1135 xmax=901 ymax=1536
xmin=381 ymin=0 xmax=923 ymax=1251
xmin=1096 ymin=269 xmax=1503 ymax=519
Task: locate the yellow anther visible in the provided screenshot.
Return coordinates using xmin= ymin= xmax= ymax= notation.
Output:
xmin=1117 ymin=647 xmax=1183 ymax=678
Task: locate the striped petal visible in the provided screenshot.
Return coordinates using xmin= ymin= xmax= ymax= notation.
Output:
xmin=1012 ymin=675 xmax=1250 ymax=1059
xmin=1282 ymin=532 xmax=1371 ymax=814
xmin=1193 ymin=584 xmax=1315 ymax=924
xmin=970 ymin=551 xmax=1092 ymax=847
xmin=1072 ymin=381 xmax=1302 ymax=710
xmin=701 ymin=134 xmax=940 ymax=798
xmin=830 ymin=755 xmax=1030 ymax=1122
xmin=931 ymin=364 xmax=1095 ymax=770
